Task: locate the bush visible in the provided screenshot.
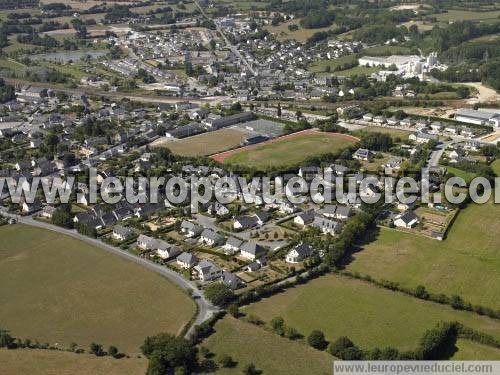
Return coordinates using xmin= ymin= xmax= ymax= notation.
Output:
xmin=307 ymin=330 xmax=328 ymax=350
xmin=218 ymin=354 xmax=236 ymax=368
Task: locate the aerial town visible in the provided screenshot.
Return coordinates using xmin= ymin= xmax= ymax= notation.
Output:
xmin=0 ymin=0 xmax=500 ymax=374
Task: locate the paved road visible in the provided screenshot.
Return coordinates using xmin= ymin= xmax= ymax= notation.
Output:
xmin=194 ymin=213 xmax=291 ymax=251
xmin=4 ymin=213 xmax=219 ymax=337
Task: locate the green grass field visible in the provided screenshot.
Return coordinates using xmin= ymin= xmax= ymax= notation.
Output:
xmin=0 ymin=349 xmax=147 ymax=375
xmin=161 ymin=128 xmax=249 ymax=157
xmin=0 ymin=224 xmax=196 ymax=354
xmin=353 ymin=126 xmax=412 ymax=140
xmin=491 ymin=159 xmax=500 ymax=176
xmin=308 ymin=55 xmax=358 ymax=74
xmin=244 ymin=274 xmax=500 ymax=351
xmin=223 ymin=132 xmax=357 ymax=170
xmin=203 ymin=316 xmax=333 ymax=375
xmin=435 ymin=9 xmax=500 ymax=22
xmin=265 ymin=19 xmax=338 ymax=42
xmin=451 ymin=339 xmax=500 ymax=360
xmin=347 ymin=198 xmax=500 ymax=310
xmin=446 ymin=166 xmax=477 ymax=183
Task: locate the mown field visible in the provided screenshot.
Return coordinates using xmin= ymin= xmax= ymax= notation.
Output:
xmin=203 ymin=316 xmax=333 ymax=375
xmin=222 ymin=131 xmax=357 ymax=170
xmin=244 ymin=274 xmax=500 ymax=352
xmin=0 ymin=224 xmax=196 ymax=354
xmin=353 ymin=126 xmax=412 ymax=140
xmin=0 ymin=349 xmax=147 ymax=375
xmin=451 ymin=339 xmax=500 ymax=360
xmin=161 ymin=128 xmax=249 ymax=157
xmin=264 ymin=19 xmax=338 ymax=42
xmin=434 ymin=9 xmax=500 ymax=22
xmin=347 ymin=197 xmax=500 ymax=310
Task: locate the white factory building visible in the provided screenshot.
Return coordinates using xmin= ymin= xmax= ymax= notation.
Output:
xmin=359 ymin=55 xmax=422 ymax=69
xmin=455 ymin=109 xmax=500 ymax=128
xmin=359 ymin=52 xmax=444 ymax=81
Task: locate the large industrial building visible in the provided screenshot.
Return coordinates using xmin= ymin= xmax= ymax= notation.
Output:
xmin=455 ymin=109 xmax=500 ymax=128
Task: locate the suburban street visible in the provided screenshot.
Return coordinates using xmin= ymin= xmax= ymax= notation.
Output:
xmin=2 ymin=213 xmax=219 ymax=337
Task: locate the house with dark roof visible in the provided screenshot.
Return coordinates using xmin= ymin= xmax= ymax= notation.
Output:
xmin=199 ymin=229 xmax=225 ymax=247
xmin=180 ymin=220 xmax=203 ymax=237
xmin=240 ymin=242 xmax=267 ymax=260
xmin=176 ymin=252 xmax=199 ymax=269
xmin=223 ymin=237 xmax=243 ymax=255
xmin=286 ymin=241 xmax=314 ymax=263
xmin=112 ymin=225 xmax=134 ymax=241
xmin=233 ymin=215 xmax=258 ymax=230
xmin=194 ymin=260 xmax=223 ymax=282
xmin=311 ymin=216 xmax=343 ymax=235
xmin=394 ymin=211 xmax=419 ymax=228
xmin=353 ymin=148 xmax=374 ymax=161
xmin=294 ymin=209 xmax=315 ymax=226
xmin=222 ymin=271 xmax=244 ymax=290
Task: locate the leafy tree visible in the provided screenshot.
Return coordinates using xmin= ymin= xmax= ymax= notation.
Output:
xmin=204 ymin=282 xmax=234 ymax=306
xmin=90 ymin=342 xmax=104 ymax=356
xmin=108 ymin=345 xmax=119 ymax=358
xmin=329 ymin=336 xmax=355 ymax=357
xmin=141 ymin=333 xmax=196 ymax=371
xmin=270 ymin=316 xmax=285 ymax=336
xmin=243 ymin=363 xmax=261 ymax=375
xmin=307 ymin=330 xmax=327 ymax=350
xmin=51 ymin=205 xmax=73 ymax=229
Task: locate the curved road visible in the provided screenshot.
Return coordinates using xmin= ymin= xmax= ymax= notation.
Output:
xmin=8 ymin=214 xmax=219 ymax=337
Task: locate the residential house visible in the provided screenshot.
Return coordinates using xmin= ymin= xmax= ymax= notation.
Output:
xmin=199 ymin=229 xmax=225 ymax=247
xmin=112 ymin=225 xmax=134 ymax=241
xmin=240 ymin=242 xmax=267 ymax=260
xmin=233 ymin=215 xmax=257 ymax=230
xmin=156 ymin=242 xmax=181 ymax=260
xmin=223 ymin=237 xmax=243 ymax=255
xmin=294 ymin=210 xmax=315 ymax=226
xmin=176 ymin=252 xmax=199 ymax=269
xmin=410 ymin=132 xmax=438 ymax=144
xmin=353 ymin=148 xmax=373 ymax=161
xmin=286 ymin=241 xmax=314 ymax=263
xmin=40 ymin=205 xmax=57 ymax=219
xmin=180 ymin=220 xmax=203 ymax=237
xmin=194 ymin=260 xmax=223 ymax=282
xmin=222 ymin=271 xmax=244 ymax=290
xmin=311 ymin=216 xmax=342 ymax=235
xmin=394 ymin=211 xmax=420 ymax=228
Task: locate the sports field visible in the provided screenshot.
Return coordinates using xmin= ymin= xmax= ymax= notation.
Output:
xmin=159 ymin=128 xmax=249 ymax=157
xmin=347 ymin=198 xmax=500 ymax=310
xmin=0 ymin=224 xmax=196 ymax=354
xmin=244 ymin=274 xmax=500 ymax=351
xmin=0 ymin=349 xmax=147 ymax=375
xmin=203 ymin=316 xmax=333 ymax=375
xmin=216 ymin=130 xmax=358 ymax=170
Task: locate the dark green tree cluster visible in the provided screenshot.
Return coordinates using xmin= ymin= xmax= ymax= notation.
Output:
xmin=141 ymin=333 xmax=197 ymax=374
